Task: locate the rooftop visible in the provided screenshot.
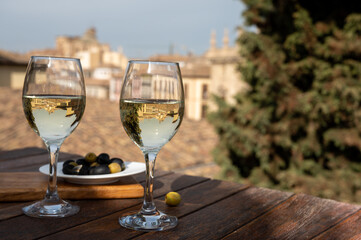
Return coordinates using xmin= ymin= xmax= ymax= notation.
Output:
xmin=0 ymin=49 xmax=28 ymax=65
xmin=0 ymin=87 xmax=220 ymax=178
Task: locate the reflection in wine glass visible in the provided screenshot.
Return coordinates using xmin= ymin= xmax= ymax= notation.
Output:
xmin=22 ymin=56 xmax=86 ymax=218
xmin=119 ymin=60 xmax=184 ymax=231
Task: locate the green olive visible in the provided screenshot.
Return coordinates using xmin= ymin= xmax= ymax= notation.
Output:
xmin=108 ymin=162 xmax=121 ymax=173
xmin=85 ymin=152 xmax=97 ymax=163
xmin=165 ymin=192 xmax=181 ymax=206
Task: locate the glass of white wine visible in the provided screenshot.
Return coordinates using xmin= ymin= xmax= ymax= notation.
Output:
xmin=22 ymin=56 xmax=86 ymax=218
xmin=119 ymin=60 xmax=184 ymax=231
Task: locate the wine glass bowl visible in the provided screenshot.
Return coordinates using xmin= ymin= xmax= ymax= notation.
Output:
xmin=119 ymin=60 xmax=184 ymax=231
xmin=22 ymin=56 xmax=86 ymax=218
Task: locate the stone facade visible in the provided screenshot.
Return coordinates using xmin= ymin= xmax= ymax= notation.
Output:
xmin=149 ymin=28 xmax=248 ymax=120
xmin=55 ymin=28 xmax=128 ymax=70
xmin=0 ymin=50 xmax=28 ymax=89
xmin=0 ymin=28 xmax=248 ymax=121
xmin=148 ymin=54 xmax=211 ymax=120
xmin=205 ymin=28 xmax=249 ymax=110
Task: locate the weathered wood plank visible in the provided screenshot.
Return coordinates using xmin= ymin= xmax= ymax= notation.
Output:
xmin=0 ymin=173 xmax=207 ymax=240
xmin=135 ymin=187 xmax=293 ymax=240
xmin=0 ymin=152 xmax=79 ymax=172
xmin=0 ymin=172 xmax=144 ymax=202
xmin=0 ymin=170 xmax=173 ymax=221
xmin=313 ymin=209 xmax=361 ymax=240
xmin=132 ymin=169 xmax=174 ymax=183
xmin=223 ymin=193 xmax=361 ymax=240
xmin=40 ymin=179 xmax=248 ymax=240
xmin=0 ymin=202 xmax=29 ymax=221
xmin=0 ymin=147 xmax=47 ymax=161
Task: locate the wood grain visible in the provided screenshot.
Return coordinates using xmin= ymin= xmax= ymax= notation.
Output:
xmin=0 ymin=172 xmax=144 ymax=201
xmin=136 ymin=186 xmax=293 ymax=240
xmin=0 ymin=152 xmax=79 ymax=172
xmin=3 ymin=148 xmax=361 ymax=240
xmin=313 ymin=209 xmax=361 ymax=240
xmin=0 ymin=172 xmax=208 ymax=240
xmin=0 ymin=147 xmax=47 ymax=161
xmin=223 ymin=193 xmax=361 ymax=240
xmin=41 ymin=178 xmax=247 ymax=240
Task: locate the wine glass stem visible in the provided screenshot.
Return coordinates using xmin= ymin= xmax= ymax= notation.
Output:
xmin=45 ymin=143 xmax=61 ymax=201
xmin=141 ymin=151 xmax=158 ymax=214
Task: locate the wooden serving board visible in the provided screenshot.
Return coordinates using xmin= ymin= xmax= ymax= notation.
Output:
xmin=0 ymin=172 xmax=144 ymax=201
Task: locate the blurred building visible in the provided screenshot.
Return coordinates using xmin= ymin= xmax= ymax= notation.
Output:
xmin=55 ymin=28 xmax=128 ymax=70
xmin=205 ymin=28 xmax=249 ymax=107
xmin=27 ymin=28 xmax=128 ymax=100
xmin=0 ymin=28 xmax=248 ymax=121
xmin=147 ymin=28 xmax=248 ymax=120
xmin=0 ymin=50 xmax=28 ymax=89
xmin=148 ymin=54 xmax=210 ymax=120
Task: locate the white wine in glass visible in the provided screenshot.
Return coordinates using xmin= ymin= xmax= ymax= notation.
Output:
xmin=119 ymin=61 xmax=184 ymax=231
xmin=22 ymin=56 xmax=86 ymax=218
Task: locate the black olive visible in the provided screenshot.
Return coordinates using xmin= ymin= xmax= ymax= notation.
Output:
xmin=89 ymin=165 xmax=111 ymax=175
xmin=62 ymin=164 xmax=77 ymax=175
xmin=76 ymin=158 xmax=87 ymax=165
xmin=97 ymin=153 xmax=111 ymax=164
xmin=79 ymin=165 xmax=90 ymax=175
xmin=89 ymin=166 xmax=96 ymax=175
xmin=63 ymin=159 xmax=76 ymax=166
xmin=111 ymin=158 xmax=126 ymax=171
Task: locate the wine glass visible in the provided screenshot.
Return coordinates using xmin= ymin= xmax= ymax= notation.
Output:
xmin=22 ymin=56 xmax=86 ymax=217
xmin=119 ymin=60 xmax=184 ymax=231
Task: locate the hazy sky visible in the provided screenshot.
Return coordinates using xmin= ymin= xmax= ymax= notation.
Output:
xmin=0 ymin=0 xmax=246 ymax=58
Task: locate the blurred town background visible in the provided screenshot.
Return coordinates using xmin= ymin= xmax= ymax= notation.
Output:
xmin=1 ymin=0 xmax=361 ymax=205
xmin=0 ymin=26 xmax=244 ymax=178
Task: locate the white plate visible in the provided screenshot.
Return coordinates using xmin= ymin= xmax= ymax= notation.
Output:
xmin=39 ymin=162 xmax=146 ymax=185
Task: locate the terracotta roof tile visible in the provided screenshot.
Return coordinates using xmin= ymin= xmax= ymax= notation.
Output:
xmin=0 ymin=87 xmax=219 ymax=178
xmin=0 ymin=49 xmax=29 ymax=65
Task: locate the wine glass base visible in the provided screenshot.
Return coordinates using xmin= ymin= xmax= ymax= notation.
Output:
xmin=22 ymin=199 xmax=79 ymax=218
xmin=119 ymin=211 xmax=178 ymax=231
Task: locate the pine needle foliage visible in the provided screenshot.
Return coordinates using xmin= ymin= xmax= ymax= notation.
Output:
xmin=209 ymin=0 xmax=361 ymax=203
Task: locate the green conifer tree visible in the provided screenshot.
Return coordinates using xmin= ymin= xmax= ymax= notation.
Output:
xmin=209 ymin=0 xmax=361 ymax=203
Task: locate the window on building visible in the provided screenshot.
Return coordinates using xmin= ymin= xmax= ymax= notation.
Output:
xmin=202 ymin=84 xmax=208 ymax=99
xmin=184 ymin=83 xmax=188 ymax=99
xmin=201 ymin=104 xmax=208 ymax=118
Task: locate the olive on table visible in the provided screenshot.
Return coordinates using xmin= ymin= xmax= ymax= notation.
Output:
xmin=62 ymin=164 xmax=74 ymax=175
xmin=79 ymin=165 xmax=90 ymax=175
xmin=89 ymin=164 xmax=111 ymax=175
xmin=111 ymin=158 xmax=126 ymax=171
xmin=63 ymin=159 xmax=76 ymax=166
xmin=62 ymin=153 xmax=126 ymax=176
xmin=108 ymin=162 xmax=121 ymax=173
xmin=76 ymin=158 xmax=87 ymax=166
xmin=85 ymin=152 xmax=97 ymax=163
xmin=62 ymin=164 xmax=79 ymax=175
xmin=165 ymin=192 xmax=181 ymax=206
xmin=90 ymin=162 xmax=100 ymax=167
xmin=97 ymin=153 xmax=111 ymax=164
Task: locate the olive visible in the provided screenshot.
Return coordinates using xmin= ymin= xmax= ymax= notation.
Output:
xmin=63 ymin=159 xmax=76 ymax=166
xmin=111 ymin=158 xmax=126 ymax=171
xmin=62 ymin=165 xmax=73 ymax=174
xmin=97 ymin=153 xmax=111 ymax=164
xmin=69 ymin=162 xmax=78 ymax=168
xmin=76 ymin=158 xmax=87 ymax=165
xmin=62 ymin=153 xmax=126 ymax=175
xmin=79 ymin=165 xmax=90 ymax=175
xmin=85 ymin=152 xmax=97 ymax=163
xmin=90 ymin=162 xmax=100 ymax=167
xmin=165 ymin=192 xmax=181 ymax=206
xmin=62 ymin=164 xmax=78 ymax=175
xmin=108 ymin=162 xmax=121 ymax=173
xmin=89 ymin=165 xmax=111 ymax=175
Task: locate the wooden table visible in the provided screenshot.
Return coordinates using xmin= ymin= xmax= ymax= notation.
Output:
xmin=1 ymin=148 xmax=361 ymax=239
